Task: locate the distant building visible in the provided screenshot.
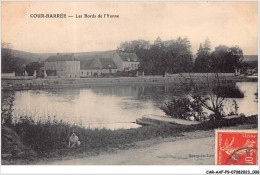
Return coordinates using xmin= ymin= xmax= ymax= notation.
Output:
xmin=80 ymin=57 xmax=117 ymax=77
xmin=80 ymin=58 xmax=102 ymax=77
xmin=44 ymin=54 xmax=80 ymax=78
xmin=112 ymin=52 xmax=139 ymax=71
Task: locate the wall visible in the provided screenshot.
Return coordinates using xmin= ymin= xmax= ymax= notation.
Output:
xmin=80 ymin=69 xmax=101 ymax=77
xmin=65 ymin=61 xmax=80 ymax=78
xmin=45 ymin=61 xmax=80 ymax=78
xmin=165 ymin=73 xmax=235 ymax=77
xmin=2 ymin=72 xmax=15 ymax=78
xmin=123 ymin=62 xmax=139 ymax=71
xmin=44 ymin=62 xmax=57 ymax=71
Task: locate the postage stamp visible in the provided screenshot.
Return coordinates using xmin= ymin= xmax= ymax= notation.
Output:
xmin=215 ymin=130 xmax=258 ymax=165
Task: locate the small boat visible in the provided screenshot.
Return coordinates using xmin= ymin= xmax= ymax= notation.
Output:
xmin=136 ymin=114 xmax=201 ymax=126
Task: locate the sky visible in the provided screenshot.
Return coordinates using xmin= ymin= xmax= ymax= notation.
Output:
xmin=1 ymin=1 xmax=258 ymax=55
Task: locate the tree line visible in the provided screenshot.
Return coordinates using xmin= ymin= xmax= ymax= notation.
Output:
xmin=1 ymin=42 xmax=43 ymax=76
xmin=2 ymin=38 xmax=244 ymax=75
xmin=117 ymin=37 xmax=244 ymax=75
xmin=1 ymin=43 xmax=27 ymax=75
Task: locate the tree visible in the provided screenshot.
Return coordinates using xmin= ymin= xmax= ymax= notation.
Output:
xmin=165 ymin=37 xmax=193 ymax=73
xmin=145 ymin=43 xmax=167 ymax=75
xmin=1 ymin=42 xmax=13 ymax=73
xmin=183 ymin=73 xmax=244 ymax=121
xmin=194 ymin=39 xmax=212 ymax=72
xmin=211 ymin=45 xmax=243 ymax=73
xmin=117 ymin=37 xmax=194 ymax=75
xmin=1 ymin=42 xmax=26 ymax=74
xmin=160 ymin=98 xmax=194 ymax=120
xmin=161 ymin=97 xmax=205 ymax=121
xmin=117 ymin=40 xmax=150 ymax=54
xmin=25 ymin=62 xmax=43 ymax=76
xmin=203 ymin=38 xmax=211 ymax=54
xmin=154 ymin=36 xmax=163 ymax=48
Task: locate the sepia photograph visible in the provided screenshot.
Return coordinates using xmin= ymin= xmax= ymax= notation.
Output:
xmin=1 ymin=1 xmax=258 ymax=172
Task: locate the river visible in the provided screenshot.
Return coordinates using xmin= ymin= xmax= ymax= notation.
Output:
xmin=11 ymin=82 xmax=257 ymax=130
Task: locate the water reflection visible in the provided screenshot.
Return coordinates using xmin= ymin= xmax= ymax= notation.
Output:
xmin=12 ymin=82 xmax=257 ymax=130
xmin=225 ymin=82 xmax=258 ymax=116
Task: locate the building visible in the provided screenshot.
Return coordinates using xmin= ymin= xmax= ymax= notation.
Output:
xmin=99 ymin=58 xmax=118 ymax=74
xmin=112 ymin=52 xmax=139 ymax=71
xmin=44 ymin=54 xmax=80 ymax=78
xmin=80 ymin=57 xmax=117 ymax=77
xmin=80 ymin=58 xmax=102 ymax=77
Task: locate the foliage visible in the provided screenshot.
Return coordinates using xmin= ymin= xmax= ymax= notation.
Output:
xmin=161 ymin=98 xmax=193 ymax=120
xmin=211 ymin=45 xmax=243 ymax=73
xmin=213 ymin=83 xmax=244 ymax=98
xmin=164 ymin=37 xmax=193 ymax=73
xmin=117 ymin=36 xmax=193 ymax=75
xmin=118 ymin=38 xmax=244 ymax=75
xmin=161 ymin=97 xmax=204 ymax=121
xmin=179 ymin=73 xmax=245 ymax=121
xmin=1 ymin=43 xmax=27 ymax=74
xmin=1 ymin=91 xmax=15 ymax=127
xmin=194 ymin=39 xmax=211 ymax=72
xmin=114 ymin=70 xmax=138 ymax=77
xmin=25 ymin=62 xmax=43 ymax=76
xmin=193 ymin=39 xmax=244 ymax=73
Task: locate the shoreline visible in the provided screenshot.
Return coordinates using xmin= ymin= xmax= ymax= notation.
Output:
xmin=3 ymin=122 xmax=257 ymax=165
xmin=42 ymin=123 xmax=257 ymax=165
xmin=1 ymin=75 xmax=257 ymax=91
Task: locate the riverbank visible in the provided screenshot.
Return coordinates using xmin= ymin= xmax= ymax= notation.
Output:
xmin=1 ymin=115 xmax=257 ymax=165
xmin=36 ymin=123 xmax=257 ymax=165
xmin=1 ymin=75 xmax=256 ymax=91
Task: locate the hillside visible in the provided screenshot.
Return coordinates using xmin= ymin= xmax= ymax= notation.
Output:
xmin=10 ymin=49 xmax=117 ymax=62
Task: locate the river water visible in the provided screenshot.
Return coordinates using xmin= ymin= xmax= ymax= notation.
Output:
xmin=11 ymin=82 xmax=257 ymax=130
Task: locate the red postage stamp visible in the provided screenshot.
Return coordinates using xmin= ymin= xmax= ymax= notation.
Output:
xmin=215 ymin=130 xmax=258 ymax=165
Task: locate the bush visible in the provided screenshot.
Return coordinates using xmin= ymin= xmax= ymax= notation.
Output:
xmin=1 ymin=91 xmax=15 ymax=127
xmin=160 ymin=98 xmax=195 ymax=120
xmin=213 ymin=83 xmax=244 ymax=98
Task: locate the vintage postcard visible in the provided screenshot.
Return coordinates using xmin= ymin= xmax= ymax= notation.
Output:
xmin=1 ymin=1 xmax=258 ymax=174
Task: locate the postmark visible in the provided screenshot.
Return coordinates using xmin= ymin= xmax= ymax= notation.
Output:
xmin=215 ymin=130 xmax=258 ymax=165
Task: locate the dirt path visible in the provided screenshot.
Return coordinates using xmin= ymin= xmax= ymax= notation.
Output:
xmin=37 ymin=130 xmax=215 ymax=165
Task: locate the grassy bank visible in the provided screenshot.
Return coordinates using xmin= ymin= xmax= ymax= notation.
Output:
xmin=1 ymin=114 xmax=257 ymax=165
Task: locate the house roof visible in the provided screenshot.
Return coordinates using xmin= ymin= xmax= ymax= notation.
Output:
xmin=45 ymin=54 xmax=78 ymax=62
xmin=80 ymin=58 xmax=117 ymax=70
xmin=80 ymin=59 xmax=101 ymax=70
xmin=117 ymin=52 xmax=139 ymax=62
xmin=99 ymin=58 xmax=117 ymax=69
